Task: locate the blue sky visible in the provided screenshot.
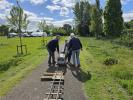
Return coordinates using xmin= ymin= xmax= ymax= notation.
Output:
xmin=0 ymin=0 xmax=133 ymax=31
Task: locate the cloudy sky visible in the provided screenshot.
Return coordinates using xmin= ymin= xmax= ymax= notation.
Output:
xmin=0 ymin=0 xmax=133 ymax=31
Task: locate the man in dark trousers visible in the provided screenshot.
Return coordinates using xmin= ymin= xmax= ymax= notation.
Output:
xmin=64 ymin=39 xmax=72 ymax=64
xmin=68 ymin=33 xmax=82 ymax=68
xmin=46 ymin=35 xmax=60 ymax=65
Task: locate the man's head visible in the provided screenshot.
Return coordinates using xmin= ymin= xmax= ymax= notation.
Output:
xmin=70 ymin=33 xmax=75 ymax=38
xmin=56 ymin=35 xmax=60 ymax=40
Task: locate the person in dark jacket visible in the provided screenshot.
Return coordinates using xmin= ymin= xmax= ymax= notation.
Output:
xmin=68 ymin=33 xmax=82 ymax=67
xmin=46 ymin=35 xmax=60 ymax=65
xmin=64 ymin=39 xmax=72 ymax=64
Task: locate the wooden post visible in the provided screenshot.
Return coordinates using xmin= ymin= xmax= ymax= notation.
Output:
xmin=25 ymin=45 xmax=27 ymax=54
xmin=17 ymin=45 xmax=19 ymax=55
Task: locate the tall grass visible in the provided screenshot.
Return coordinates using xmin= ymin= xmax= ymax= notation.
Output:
xmin=80 ymin=37 xmax=133 ymax=100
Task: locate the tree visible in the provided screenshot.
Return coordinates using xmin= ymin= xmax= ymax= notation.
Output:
xmin=7 ymin=1 xmax=29 ymax=54
xmin=90 ymin=0 xmax=103 ymax=38
xmin=23 ymin=14 xmax=30 ymax=33
xmin=104 ymin=0 xmax=124 ymax=37
xmin=38 ymin=20 xmax=46 ymax=32
xmin=0 ymin=25 xmax=9 ymax=36
xmin=38 ymin=20 xmax=46 ymax=43
xmin=63 ymin=24 xmax=72 ymax=35
xmin=124 ymin=20 xmax=133 ymax=29
xmin=73 ymin=1 xmax=91 ymax=36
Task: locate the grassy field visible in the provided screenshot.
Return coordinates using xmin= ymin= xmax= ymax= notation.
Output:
xmin=80 ymin=37 xmax=133 ymax=100
xmin=0 ymin=36 xmax=54 ymax=95
xmin=0 ymin=36 xmax=133 ymax=99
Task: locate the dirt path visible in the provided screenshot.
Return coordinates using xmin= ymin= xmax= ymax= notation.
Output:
xmin=0 ymin=46 xmax=87 ymax=100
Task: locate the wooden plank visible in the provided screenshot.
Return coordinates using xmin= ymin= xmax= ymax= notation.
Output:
xmin=45 ymin=93 xmax=63 ymax=95
xmin=52 ymin=75 xmax=64 ymax=80
xmin=41 ymin=74 xmax=64 ymax=81
xmin=40 ymin=76 xmax=53 ymax=81
xmin=43 ymin=99 xmax=63 ymax=100
xmin=43 ymin=72 xmax=63 ymax=76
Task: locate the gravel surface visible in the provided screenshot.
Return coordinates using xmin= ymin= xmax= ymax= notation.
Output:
xmin=0 ymin=46 xmax=88 ymax=100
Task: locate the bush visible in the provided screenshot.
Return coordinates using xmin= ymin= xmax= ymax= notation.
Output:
xmin=104 ymin=57 xmax=118 ymax=65
xmin=120 ymin=29 xmax=133 ymax=47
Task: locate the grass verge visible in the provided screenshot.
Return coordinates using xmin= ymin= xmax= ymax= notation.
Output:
xmin=80 ymin=37 xmax=133 ymax=100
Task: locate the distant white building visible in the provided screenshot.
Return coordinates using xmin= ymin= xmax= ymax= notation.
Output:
xmin=31 ymin=32 xmax=47 ymax=37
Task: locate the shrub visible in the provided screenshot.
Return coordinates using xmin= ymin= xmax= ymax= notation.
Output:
xmin=104 ymin=57 xmax=118 ymax=65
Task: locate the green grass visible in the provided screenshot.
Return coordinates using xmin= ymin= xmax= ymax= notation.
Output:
xmin=80 ymin=37 xmax=133 ymax=100
xmin=0 ymin=36 xmax=54 ymax=96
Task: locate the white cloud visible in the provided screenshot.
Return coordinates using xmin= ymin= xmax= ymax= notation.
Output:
xmin=123 ymin=11 xmax=133 ymax=22
xmin=60 ymin=7 xmax=69 ymax=17
xmin=0 ymin=0 xmax=13 ymax=24
xmin=52 ymin=0 xmax=60 ymax=4
xmin=121 ymin=0 xmax=133 ymax=5
xmin=20 ymin=0 xmax=47 ymax=5
xmin=53 ymin=19 xmax=73 ymax=27
xmin=23 ymin=10 xmax=54 ymax=31
xmin=52 ymin=0 xmax=76 ymax=8
xmin=46 ymin=5 xmax=61 ymax=12
xmin=0 ymin=0 xmax=13 ymax=10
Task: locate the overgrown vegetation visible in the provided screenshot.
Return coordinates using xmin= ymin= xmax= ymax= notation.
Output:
xmin=104 ymin=0 xmax=123 ymax=37
xmin=80 ymin=37 xmax=133 ymax=100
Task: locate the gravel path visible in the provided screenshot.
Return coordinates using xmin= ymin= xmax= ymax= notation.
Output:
xmin=0 ymin=46 xmax=88 ymax=100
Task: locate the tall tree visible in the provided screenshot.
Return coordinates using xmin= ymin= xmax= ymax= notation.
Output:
xmin=38 ymin=20 xmax=46 ymax=43
xmin=38 ymin=20 xmax=46 ymax=32
xmin=0 ymin=25 xmax=9 ymax=36
xmin=7 ymin=1 xmax=28 ymax=54
xmin=63 ymin=24 xmax=72 ymax=35
xmin=91 ymin=0 xmax=103 ymax=38
xmin=23 ymin=14 xmax=30 ymax=33
xmin=73 ymin=1 xmax=91 ymax=36
xmin=104 ymin=0 xmax=124 ymax=37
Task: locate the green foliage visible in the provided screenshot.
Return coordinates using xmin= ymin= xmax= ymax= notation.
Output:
xmin=0 ymin=36 xmax=52 ymax=95
xmin=73 ymin=1 xmax=91 ymax=36
xmin=90 ymin=0 xmax=103 ymax=38
xmin=124 ymin=20 xmax=133 ymax=29
xmin=0 ymin=58 xmax=23 ymax=71
xmin=120 ymin=29 xmax=133 ymax=47
xmin=119 ymin=80 xmax=133 ymax=95
xmin=63 ymin=24 xmax=72 ymax=35
xmin=6 ymin=2 xmax=29 ymax=54
xmin=0 ymin=25 xmax=9 ymax=36
xmin=7 ymin=5 xmax=28 ymax=33
xmin=104 ymin=0 xmax=124 ymax=37
xmin=38 ymin=20 xmax=46 ymax=32
xmin=104 ymin=57 xmax=118 ymax=65
xmin=80 ymin=37 xmax=132 ymax=99
xmin=52 ymin=27 xmax=67 ymax=36
xmin=112 ymin=67 xmax=133 ymax=95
